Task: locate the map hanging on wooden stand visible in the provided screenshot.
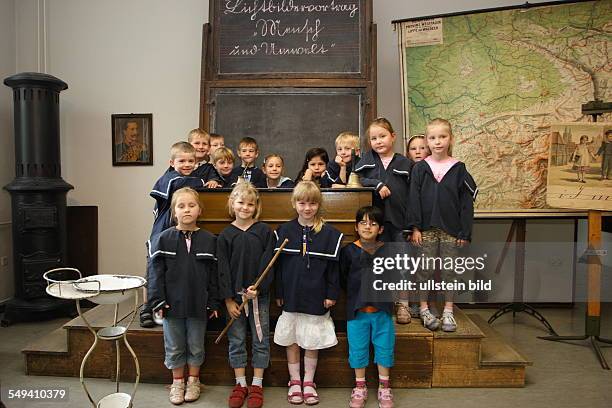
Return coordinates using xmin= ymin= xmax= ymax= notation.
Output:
xmin=395 ymin=0 xmax=611 ymax=212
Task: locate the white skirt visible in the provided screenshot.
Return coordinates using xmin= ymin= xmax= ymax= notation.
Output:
xmin=274 ymin=311 xmax=338 ymax=350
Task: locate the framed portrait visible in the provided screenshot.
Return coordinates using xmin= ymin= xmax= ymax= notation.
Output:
xmin=111 ymin=113 xmax=153 ymax=166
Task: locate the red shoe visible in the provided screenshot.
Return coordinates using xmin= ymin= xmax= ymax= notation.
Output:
xmin=228 ymin=384 xmax=248 ymax=408
xmin=302 ymin=381 xmax=319 ymax=406
xmin=247 ymin=385 xmax=264 ymax=408
xmin=287 ymin=380 xmax=303 ymax=405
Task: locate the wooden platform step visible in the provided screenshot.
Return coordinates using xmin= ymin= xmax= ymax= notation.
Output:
xmin=24 ymin=304 xmax=530 ymax=388
xmin=23 ymin=327 xmax=68 ymax=355
xmin=63 ymin=295 xmax=139 ymax=330
xmin=430 ymin=308 xmax=530 ymax=388
xmin=468 ymin=314 xmax=532 ymax=367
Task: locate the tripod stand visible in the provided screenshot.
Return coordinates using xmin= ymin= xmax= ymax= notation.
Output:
xmin=539 ymin=210 xmax=611 ymax=369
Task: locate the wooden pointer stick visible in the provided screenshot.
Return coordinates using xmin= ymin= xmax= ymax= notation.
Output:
xmin=215 ymin=238 xmax=289 ymax=344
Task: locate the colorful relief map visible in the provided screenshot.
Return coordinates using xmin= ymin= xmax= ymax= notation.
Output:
xmin=400 ymin=1 xmax=611 ymax=210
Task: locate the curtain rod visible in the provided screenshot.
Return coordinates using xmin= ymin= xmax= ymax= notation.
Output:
xmin=391 ymin=0 xmax=593 ymax=25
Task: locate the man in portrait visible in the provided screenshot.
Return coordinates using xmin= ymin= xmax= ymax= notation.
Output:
xmin=115 ymin=120 xmax=149 ymax=162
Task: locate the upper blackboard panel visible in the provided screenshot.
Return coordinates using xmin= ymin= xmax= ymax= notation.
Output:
xmin=212 ymin=0 xmax=367 ymax=77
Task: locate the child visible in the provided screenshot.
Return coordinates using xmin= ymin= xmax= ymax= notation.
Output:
xmin=211 ymin=147 xmax=239 ymax=188
xmin=262 ymin=154 xmax=295 ymax=188
xmin=146 ymin=187 xmax=220 ymax=405
xmin=405 ymin=134 xmax=433 ymax=319
xmin=406 ymin=134 xmax=430 ymax=162
xmin=209 ymin=133 xmax=225 ymax=156
xmin=571 ymin=135 xmax=596 ymax=183
xmin=354 ymin=117 xmax=413 ymax=243
xmin=188 ymin=128 xmax=220 ymax=186
xmin=295 ymin=148 xmax=335 ymax=188
xmin=409 ymin=118 xmax=477 ymax=332
xmin=354 ymin=118 xmax=413 ymax=324
xmin=230 ymin=137 xmax=267 ymax=188
xmin=217 ymin=183 xmax=275 ymax=408
xmin=274 ymin=181 xmax=343 ymax=405
xmin=328 ymin=132 xmax=360 ymax=186
xmin=140 ymin=142 xmax=211 ymax=328
xmin=149 ymin=142 xmax=207 ymax=238
xmin=340 ymin=206 xmax=395 ymax=408
xmin=596 ymin=129 xmax=612 ymax=180
xmin=188 ymin=128 xmax=210 ymax=164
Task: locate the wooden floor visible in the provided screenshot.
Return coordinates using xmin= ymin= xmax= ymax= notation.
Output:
xmin=23 ymin=300 xmax=531 ymax=388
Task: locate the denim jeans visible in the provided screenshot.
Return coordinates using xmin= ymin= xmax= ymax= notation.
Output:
xmin=227 ymin=294 xmax=270 ymax=369
xmin=162 ymin=317 xmax=206 ymax=369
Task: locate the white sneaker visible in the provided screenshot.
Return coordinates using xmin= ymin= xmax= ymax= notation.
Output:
xmin=441 ymin=311 xmax=457 ymax=332
xmin=420 ymin=309 xmax=441 ymax=331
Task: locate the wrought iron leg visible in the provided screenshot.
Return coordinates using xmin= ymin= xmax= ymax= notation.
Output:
xmin=488 ymin=302 xmax=558 ymax=335
xmin=539 ymin=334 xmax=611 ymax=370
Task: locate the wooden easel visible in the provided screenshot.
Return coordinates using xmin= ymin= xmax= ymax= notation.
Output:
xmin=539 ymin=210 xmax=611 ymax=369
xmin=539 ymin=101 xmax=611 ymax=370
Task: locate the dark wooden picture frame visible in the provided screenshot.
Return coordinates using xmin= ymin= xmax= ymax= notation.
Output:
xmin=111 ymin=113 xmax=153 ymax=166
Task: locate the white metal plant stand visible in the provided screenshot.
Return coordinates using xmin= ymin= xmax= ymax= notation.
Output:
xmin=44 ymin=268 xmax=146 ymax=408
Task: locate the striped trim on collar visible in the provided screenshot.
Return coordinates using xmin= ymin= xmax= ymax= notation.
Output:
xmin=151 ymin=176 xmax=204 ymax=198
xmin=354 ymin=163 xmax=375 ymax=172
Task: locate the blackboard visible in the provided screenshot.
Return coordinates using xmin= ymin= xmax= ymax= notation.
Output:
xmin=209 ymin=88 xmax=365 ymax=179
xmin=213 ymin=0 xmax=366 ymax=76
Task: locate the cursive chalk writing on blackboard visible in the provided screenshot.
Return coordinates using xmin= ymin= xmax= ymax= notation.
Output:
xmin=223 ymin=0 xmax=359 ymax=20
xmin=254 ymin=18 xmax=323 ymax=42
xmin=217 ymin=0 xmax=362 ymax=74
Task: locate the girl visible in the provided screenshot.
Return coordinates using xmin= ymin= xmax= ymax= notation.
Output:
xmin=354 ymin=118 xmax=413 ymax=325
xmin=406 ymin=134 xmax=430 ymax=162
xmin=572 ymin=135 xmax=596 ymax=183
xmin=274 ymin=181 xmax=343 ymax=405
xmin=263 ymin=154 xmax=295 ymax=188
xmin=340 ymin=206 xmax=395 ymax=408
xmin=147 ymin=187 xmax=220 ymax=405
xmin=295 ymin=148 xmax=335 ymax=188
xmin=217 ymin=183 xmax=275 ymax=408
xmin=409 ymin=118 xmax=477 ymax=332
xmin=354 ymin=118 xmax=413 ymax=243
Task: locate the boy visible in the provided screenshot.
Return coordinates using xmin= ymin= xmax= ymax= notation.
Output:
xmin=188 ymin=128 xmax=210 ymax=165
xmin=188 ymin=128 xmax=221 ymax=186
xmin=140 ymin=142 xmax=207 ymax=328
xmin=597 ymin=129 xmax=612 ymax=180
xmin=209 ymin=133 xmax=226 ymax=157
xmin=340 ymin=206 xmax=395 ymax=408
xmin=212 ymin=147 xmax=239 ymax=188
xmin=328 ymin=131 xmax=360 ymax=186
xmin=230 ymin=137 xmax=267 ymax=188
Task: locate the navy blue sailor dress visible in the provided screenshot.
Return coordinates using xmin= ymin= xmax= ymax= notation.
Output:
xmin=146 ymin=227 xmax=220 ymax=319
xmin=353 ymin=151 xmax=413 ymax=242
xmin=272 ymin=219 xmax=343 ymax=349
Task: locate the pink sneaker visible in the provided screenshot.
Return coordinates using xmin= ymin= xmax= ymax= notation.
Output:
xmin=349 ymin=386 xmax=367 ymax=408
xmin=377 ymin=387 xmax=394 ymax=408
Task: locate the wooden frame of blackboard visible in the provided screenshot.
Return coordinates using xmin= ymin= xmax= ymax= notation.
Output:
xmin=199 ymin=21 xmax=378 ymax=130
xmin=208 ymin=0 xmax=372 ymax=79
